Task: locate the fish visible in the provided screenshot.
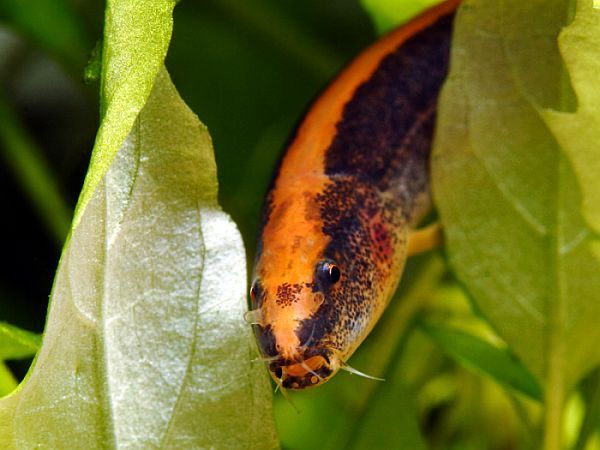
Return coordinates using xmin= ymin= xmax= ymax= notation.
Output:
xmin=247 ymin=0 xmax=459 ymax=390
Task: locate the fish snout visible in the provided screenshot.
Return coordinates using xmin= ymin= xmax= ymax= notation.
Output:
xmin=269 ymin=348 xmax=338 ymax=389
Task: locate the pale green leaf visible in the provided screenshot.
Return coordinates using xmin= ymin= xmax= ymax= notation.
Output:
xmin=73 ymin=0 xmax=176 ymax=228
xmin=360 ymin=0 xmax=443 ymax=34
xmin=421 ymin=280 xmax=507 ymax=346
xmin=432 ymin=0 xmax=600 ymax=397
xmin=0 ymin=322 xmax=40 ymax=361
xmin=0 ymin=68 xmax=278 ymax=449
xmin=542 ymin=1 xmax=600 ymax=237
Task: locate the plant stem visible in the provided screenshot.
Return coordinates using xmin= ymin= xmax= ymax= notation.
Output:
xmin=544 ymin=156 xmax=569 ymax=450
xmin=543 ymin=359 xmax=565 ymax=450
xmin=0 ymin=90 xmax=72 ymax=246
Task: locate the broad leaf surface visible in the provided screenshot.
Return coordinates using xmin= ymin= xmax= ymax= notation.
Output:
xmin=432 ymin=0 xmax=600 ymax=393
xmin=74 ymin=0 xmax=176 ymax=227
xmin=0 ymin=68 xmax=278 ymax=449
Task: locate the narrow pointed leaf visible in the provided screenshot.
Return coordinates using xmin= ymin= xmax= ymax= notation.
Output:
xmin=0 ymin=363 xmax=17 ymax=397
xmin=0 ymin=323 xmax=39 ymax=397
xmin=422 ymin=324 xmax=542 ymax=400
xmin=0 ymin=68 xmax=278 ymax=449
xmin=0 ymin=323 xmax=40 ymax=361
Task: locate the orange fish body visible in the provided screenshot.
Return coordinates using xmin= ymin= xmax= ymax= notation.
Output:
xmin=249 ymin=0 xmax=459 ymax=390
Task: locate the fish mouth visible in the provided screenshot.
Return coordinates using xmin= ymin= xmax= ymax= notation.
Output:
xmin=269 ymin=350 xmax=337 ymax=390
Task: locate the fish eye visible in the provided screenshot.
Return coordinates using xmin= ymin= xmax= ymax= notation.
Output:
xmin=249 ymin=279 xmax=260 ymax=302
xmin=328 ymin=265 xmax=341 ymax=283
xmin=318 ymin=260 xmax=341 ymax=284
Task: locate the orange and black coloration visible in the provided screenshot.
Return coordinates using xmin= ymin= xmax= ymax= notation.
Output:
xmin=248 ymin=0 xmax=459 ymax=390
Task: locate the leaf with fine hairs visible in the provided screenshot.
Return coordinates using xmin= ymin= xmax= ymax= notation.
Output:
xmin=74 ymin=0 xmax=177 ymax=228
xmin=0 ymin=68 xmax=278 ymax=449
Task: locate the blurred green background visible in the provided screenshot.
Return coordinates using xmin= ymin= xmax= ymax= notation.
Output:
xmin=0 ymin=1 xmax=551 ymax=449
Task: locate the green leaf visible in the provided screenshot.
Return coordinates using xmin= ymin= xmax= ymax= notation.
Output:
xmin=422 ymin=324 xmax=542 ymax=401
xmin=83 ymin=40 xmax=103 ymax=85
xmin=0 ymin=363 xmax=18 ymax=397
xmin=542 ymin=1 xmax=600 ymax=240
xmin=0 ymin=68 xmax=278 ymax=449
xmin=73 ymin=0 xmax=177 ymax=229
xmin=433 ymin=0 xmax=600 ymax=390
xmin=421 ymin=279 xmax=506 ymax=345
xmin=0 ymin=322 xmax=40 ymax=361
xmin=360 ymin=0 xmax=443 ymax=34
xmin=0 ymin=322 xmax=40 ymax=398
xmin=432 ymin=0 xmax=600 ymax=445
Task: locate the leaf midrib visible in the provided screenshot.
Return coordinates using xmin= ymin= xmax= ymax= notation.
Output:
xmin=495 ymin=0 xmax=573 ymax=395
xmin=495 ymin=0 xmax=576 ymax=445
xmin=99 ymin=117 xmax=143 ymax=449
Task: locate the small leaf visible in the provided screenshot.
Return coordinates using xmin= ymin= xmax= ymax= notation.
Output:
xmin=73 ymin=0 xmax=177 ymax=228
xmin=83 ymin=40 xmax=102 ymax=85
xmin=0 ymin=68 xmax=278 ymax=449
xmin=421 ymin=323 xmax=542 ymax=401
xmin=0 ymin=322 xmax=40 ymax=361
xmin=360 ymin=0 xmax=443 ymax=34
